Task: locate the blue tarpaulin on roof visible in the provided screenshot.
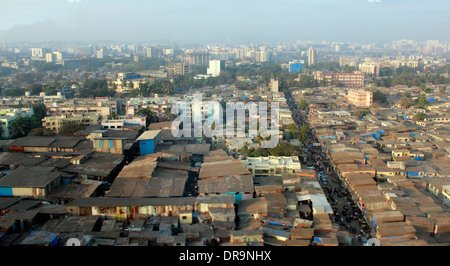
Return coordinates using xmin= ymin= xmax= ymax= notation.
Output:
xmin=268 ymin=222 xmax=283 ymax=227
xmin=0 ymin=187 xmax=13 ymax=197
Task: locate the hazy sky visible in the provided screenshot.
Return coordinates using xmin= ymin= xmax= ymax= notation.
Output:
xmin=0 ymin=0 xmax=449 ymax=43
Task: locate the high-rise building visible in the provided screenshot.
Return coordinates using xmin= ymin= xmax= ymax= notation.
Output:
xmin=146 ymin=47 xmax=162 ymax=58
xmin=45 ymin=53 xmax=56 ymax=63
xmin=307 ymin=47 xmax=316 ymax=66
xmin=269 ymin=79 xmax=279 ymax=92
xmin=168 ymin=63 xmax=192 ymax=76
xmin=45 ymin=52 xmax=63 ymax=64
xmin=207 ymin=60 xmax=225 ymax=77
xmin=258 ymin=46 xmax=269 ymax=62
xmin=184 ymin=52 xmax=210 ymax=65
xmin=31 ymin=48 xmax=46 ymax=59
xmin=96 ymin=48 xmax=104 ymax=59
xmin=358 ymin=62 xmax=381 ymax=76
xmin=335 ymin=45 xmax=341 ymax=52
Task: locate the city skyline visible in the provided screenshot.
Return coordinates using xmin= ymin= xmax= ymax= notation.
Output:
xmin=0 ymin=0 xmax=449 ymax=44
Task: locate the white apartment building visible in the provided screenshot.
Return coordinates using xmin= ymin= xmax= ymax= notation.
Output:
xmin=207 ymin=60 xmax=225 ymax=77
xmin=45 ymin=52 xmax=63 ymax=64
xmin=307 ymin=47 xmax=316 ymax=65
xmin=31 ymin=48 xmax=45 ymax=59
xmin=241 ymin=156 xmax=302 ymax=176
xmin=358 ymin=62 xmax=381 ymax=76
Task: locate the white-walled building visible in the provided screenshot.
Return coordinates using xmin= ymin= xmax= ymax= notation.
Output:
xmin=207 ymin=60 xmax=225 ymax=77
xmin=241 ymin=156 xmax=302 ymax=176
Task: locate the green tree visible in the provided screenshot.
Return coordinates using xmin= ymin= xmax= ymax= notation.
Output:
xmin=32 ymin=103 xmax=48 ymax=121
xmin=107 ymin=111 xmax=119 ymax=120
xmin=8 ymin=105 xmax=48 ymax=139
xmin=28 ymin=127 xmax=55 ymax=136
xmin=399 ymin=92 xmax=413 ymax=109
xmin=342 ymin=65 xmax=356 ymax=73
xmin=353 ymin=110 xmax=368 ymax=118
xmin=44 ymin=85 xmax=58 ymax=95
xmin=163 ymin=106 xmax=176 ymax=121
xmin=286 ymin=122 xmax=299 ymax=139
xmin=299 ymin=124 xmax=309 ymax=142
xmin=417 ymin=94 xmax=428 ymax=108
xmin=26 ymin=83 xmax=43 ymax=95
xmin=379 ymin=67 xmax=394 ymax=77
xmin=399 ymin=97 xmax=413 ymax=109
xmin=298 ymin=99 xmax=308 ymax=110
xmin=240 ymin=144 xmax=249 ymax=155
xmin=9 ymin=117 xmax=33 ymax=138
xmin=372 ymin=90 xmax=387 ymax=103
xmin=419 ymin=84 xmax=427 ymax=93
xmin=268 ymin=143 xmax=301 ymax=156
xmin=413 ymin=112 xmax=427 ymax=121
xmin=60 ymin=122 xmax=86 ymax=136
xmin=138 ymin=108 xmax=159 ymax=126
xmin=3 ymin=88 xmax=26 ymax=97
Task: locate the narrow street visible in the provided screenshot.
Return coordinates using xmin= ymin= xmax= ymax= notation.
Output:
xmin=286 ymin=90 xmax=372 ymax=245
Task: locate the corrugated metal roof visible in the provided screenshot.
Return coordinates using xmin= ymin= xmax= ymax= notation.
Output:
xmin=68 ymin=197 xmax=197 ymax=207
xmin=136 ymin=130 xmax=161 ymax=141
xmin=0 ymin=166 xmax=60 ymax=188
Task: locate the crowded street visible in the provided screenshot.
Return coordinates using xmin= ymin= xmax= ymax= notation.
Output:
xmin=286 ymin=90 xmax=373 ymax=245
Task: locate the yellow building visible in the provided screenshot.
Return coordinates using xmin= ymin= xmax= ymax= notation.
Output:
xmin=42 ymin=113 xmax=101 ymax=134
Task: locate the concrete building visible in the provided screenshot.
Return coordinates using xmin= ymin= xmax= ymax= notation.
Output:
xmin=45 ymin=52 xmax=63 ymax=64
xmin=168 ymin=63 xmax=191 ymax=76
xmin=347 ymin=89 xmax=374 ymax=107
xmin=307 ymin=47 xmax=316 ymax=66
xmin=314 ymin=71 xmax=365 ymax=87
xmin=270 ymin=79 xmax=279 ymax=93
xmin=42 ymin=113 xmax=102 ymax=134
xmin=358 ymin=62 xmax=381 ymax=76
xmin=183 ymin=52 xmax=210 ymax=65
xmin=241 ymin=156 xmax=302 ymax=176
xmin=206 ymin=60 xmax=225 ymax=77
xmin=96 ymin=48 xmax=104 ymax=59
xmin=31 ymin=48 xmax=46 ymax=59
xmin=146 ymin=47 xmax=162 ymax=58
